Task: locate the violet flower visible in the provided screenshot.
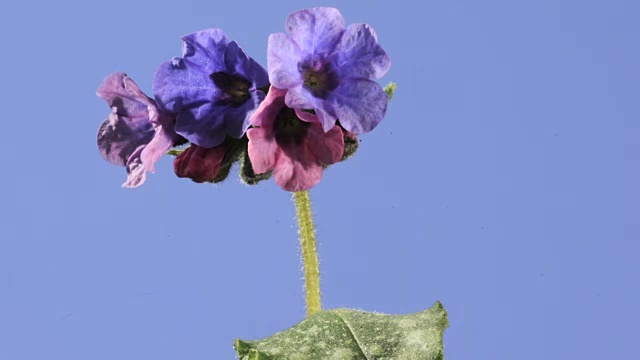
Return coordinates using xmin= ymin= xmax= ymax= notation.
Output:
xmin=96 ymin=72 xmax=179 ymax=188
xmin=247 ymin=87 xmax=344 ymax=192
xmin=153 ymin=29 xmax=269 ymax=149
xmin=268 ymin=7 xmax=391 ymax=134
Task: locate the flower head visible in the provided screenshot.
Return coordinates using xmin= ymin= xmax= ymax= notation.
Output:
xmin=247 ymin=87 xmax=344 ymax=191
xmin=268 ymin=7 xmax=391 ymax=134
xmin=96 ymin=72 xmax=179 ymax=188
xmin=153 ymin=29 xmax=269 ymax=148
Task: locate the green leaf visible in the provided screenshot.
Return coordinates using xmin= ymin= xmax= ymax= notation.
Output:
xmin=234 ymin=302 xmax=447 ymax=360
xmin=384 ymin=82 xmax=397 ymax=102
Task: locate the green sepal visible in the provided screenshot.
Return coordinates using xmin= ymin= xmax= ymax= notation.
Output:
xmin=340 ymin=131 xmax=359 ymax=162
xmin=322 ymin=127 xmax=359 ymax=170
xmin=234 ymin=302 xmax=447 ymax=360
xmin=166 ymin=148 xmax=186 ymax=156
xmin=239 ymin=148 xmax=273 ymax=185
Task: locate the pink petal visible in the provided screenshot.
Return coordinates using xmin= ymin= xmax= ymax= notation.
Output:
xmin=122 ymin=145 xmax=147 ymax=188
xmin=273 ymin=146 xmax=323 ymax=192
xmin=140 ymin=125 xmax=174 ymax=174
xmin=247 ymin=127 xmax=278 ymax=174
xmin=250 ymin=87 xmax=287 ymax=127
xmin=306 ymin=123 xmax=344 ymax=165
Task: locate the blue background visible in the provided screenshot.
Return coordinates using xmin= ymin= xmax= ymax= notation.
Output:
xmin=0 ymin=0 xmax=637 ymax=358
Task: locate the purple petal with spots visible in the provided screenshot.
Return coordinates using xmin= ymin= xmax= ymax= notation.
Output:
xmin=181 ymin=29 xmax=228 ymax=73
xmin=267 ymin=33 xmax=303 ymax=89
xmin=153 ymin=57 xmax=223 ymax=114
xmin=326 ymin=78 xmax=388 ymax=134
xmin=332 ymin=23 xmax=391 ymax=80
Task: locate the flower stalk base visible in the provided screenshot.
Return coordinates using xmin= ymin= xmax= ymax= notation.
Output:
xmin=293 ymin=190 xmax=322 ymax=317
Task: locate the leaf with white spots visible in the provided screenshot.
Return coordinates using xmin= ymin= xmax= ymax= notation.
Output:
xmin=234 ymin=302 xmax=447 ymax=360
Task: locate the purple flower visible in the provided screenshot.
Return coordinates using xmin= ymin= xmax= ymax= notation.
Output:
xmin=247 ymin=87 xmax=344 ymax=192
xmin=96 ymin=72 xmax=180 ymax=188
xmin=268 ymin=7 xmax=391 ymax=134
xmin=153 ymin=29 xmax=269 ymax=148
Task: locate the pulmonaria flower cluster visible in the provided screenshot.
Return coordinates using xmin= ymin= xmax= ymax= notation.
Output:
xmin=95 ymin=7 xmax=391 ymax=192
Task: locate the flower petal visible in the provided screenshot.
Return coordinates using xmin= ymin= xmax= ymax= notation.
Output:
xmin=97 ymin=72 xmax=150 ymax=121
xmin=97 ymin=113 xmax=154 ymax=167
xmin=225 ymin=41 xmax=269 ymax=89
xmin=332 ymin=23 xmax=391 ymax=80
xmin=122 ymin=145 xmax=147 ymax=188
xmin=273 ymin=144 xmax=323 ymax=192
xmin=174 ymin=103 xmax=228 ymax=148
xmin=181 ymin=29 xmax=228 ymax=74
xmin=250 ymin=86 xmax=287 ymax=127
xmin=140 ymin=113 xmax=176 ymax=173
xmin=224 ymin=90 xmax=265 ymax=139
xmin=285 ymin=85 xmax=320 ymax=110
xmin=286 ymin=88 xmax=339 ymax=132
xmin=293 ymin=108 xmax=318 ymax=123
xmin=247 ymin=127 xmax=278 ymax=174
xmin=267 ymin=33 xmax=303 ymax=89
xmin=326 ymin=78 xmax=388 ymax=134
xmin=285 ymin=7 xmax=345 ymax=57
xmin=153 ymin=58 xmax=221 ymax=114
xmin=315 ymin=106 xmax=339 ymax=133
xmin=306 ymin=123 xmax=344 ymax=165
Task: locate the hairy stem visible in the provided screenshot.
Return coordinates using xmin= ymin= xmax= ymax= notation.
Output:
xmin=293 ymin=190 xmax=321 ymax=317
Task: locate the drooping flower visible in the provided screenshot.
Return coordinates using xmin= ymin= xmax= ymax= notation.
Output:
xmin=96 ymin=72 xmax=180 ymax=188
xmin=247 ymin=87 xmax=344 ymax=192
xmin=153 ymin=28 xmax=269 ymax=149
xmin=268 ymin=7 xmax=391 ymax=134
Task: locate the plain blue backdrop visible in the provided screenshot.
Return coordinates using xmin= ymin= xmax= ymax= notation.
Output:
xmin=0 ymin=0 xmax=637 ymax=359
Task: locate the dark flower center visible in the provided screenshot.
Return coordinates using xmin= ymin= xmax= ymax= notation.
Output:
xmin=299 ymin=60 xmax=338 ymax=98
xmin=210 ymin=72 xmax=251 ymax=107
xmin=274 ymin=107 xmax=310 ymax=147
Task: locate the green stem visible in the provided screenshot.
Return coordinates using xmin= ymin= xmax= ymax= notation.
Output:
xmin=293 ymin=190 xmax=322 ymax=317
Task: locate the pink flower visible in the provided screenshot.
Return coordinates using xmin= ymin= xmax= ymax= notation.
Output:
xmin=247 ymin=87 xmax=344 ymax=191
